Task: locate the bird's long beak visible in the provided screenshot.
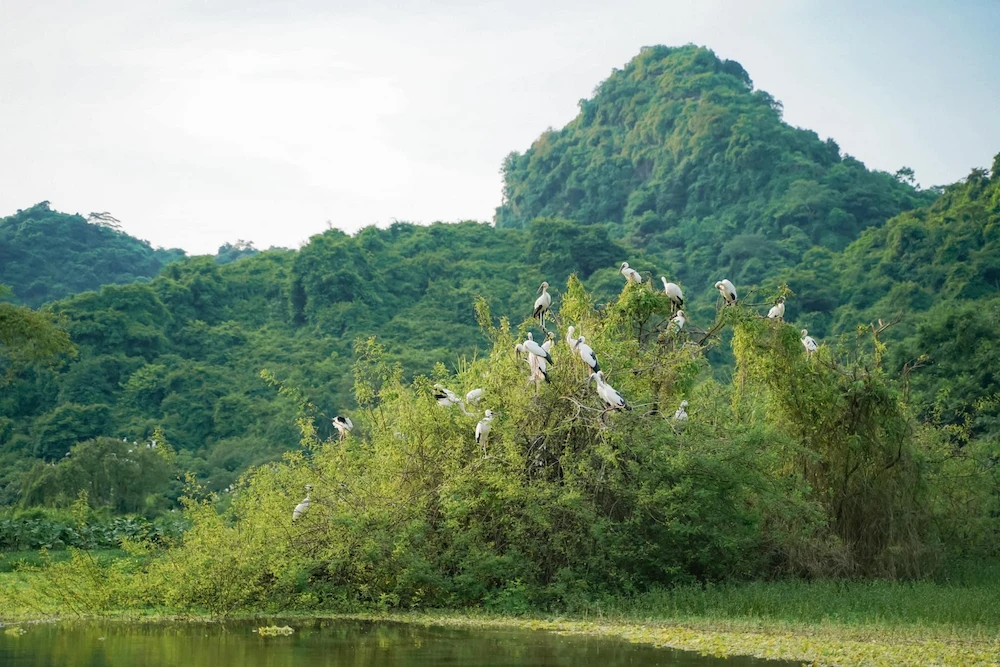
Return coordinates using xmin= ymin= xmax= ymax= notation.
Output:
xmin=537 ymin=284 xmax=543 ymax=294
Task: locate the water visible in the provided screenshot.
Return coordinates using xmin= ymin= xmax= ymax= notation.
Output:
xmin=0 ymin=618 xmax=792 ymax=666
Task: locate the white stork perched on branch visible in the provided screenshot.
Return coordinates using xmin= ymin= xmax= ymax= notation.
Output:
xmin=292 ymin=484 xmax=313 ymax=521
xmin=521 ymin=333 xmax=553 ymax=365
xmin=669 ymin=310 xmax=686 ymax=334
xmin=620 ymin=262 xmax=642 ymax=284
xmin=715 ymin=279 xmax=738 ymax=305
xmin=332 ymin=416 xmax=353 ymax=440
xmin=801 ymin=329 xmax=818 ymax=356
xmin=590 ymin=371 xmax=629 ymax=411
xmin=660 ymin=277 xmax=684 ymax=312
xmin=533 ymin=281 xmax=551 ymax=327
xmin=433 ymin=384 xmax=460 ymax=407
xmin=576 ymin=335 xmax=600 ymax=373
xmin=475 ymin=410 xmax=495 ymax=454
xmin=767 ymin=297 xmax=785 ymax=320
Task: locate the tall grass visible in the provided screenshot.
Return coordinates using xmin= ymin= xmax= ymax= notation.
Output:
xmin=592 ymin=561 xmax=1000 ymax=629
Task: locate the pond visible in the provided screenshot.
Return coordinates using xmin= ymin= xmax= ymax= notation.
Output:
xmin=0 ymin=618 xmax=793 ymax=666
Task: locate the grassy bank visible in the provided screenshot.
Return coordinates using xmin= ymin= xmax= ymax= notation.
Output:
xmin=3 ymin=560 xmax=1000 ymax=665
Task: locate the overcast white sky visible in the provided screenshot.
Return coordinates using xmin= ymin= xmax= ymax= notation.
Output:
xmin=1 ymin=0 xmax=998 ymax=254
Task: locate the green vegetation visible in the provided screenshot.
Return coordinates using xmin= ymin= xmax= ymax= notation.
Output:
xmin=1 ymin=276 xmax=995 ymax=613
xmin=0 ymin=43 xmax=999 ymax=664
xmin=0 ymin=203 xmax=185 ymax=307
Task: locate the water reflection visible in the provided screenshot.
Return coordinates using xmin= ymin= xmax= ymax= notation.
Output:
xmin=0 ymin=618 xmax=792 ymax=666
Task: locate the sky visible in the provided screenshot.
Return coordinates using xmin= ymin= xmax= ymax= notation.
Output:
xmin=1 ymin=0 xmax=998 ymax=255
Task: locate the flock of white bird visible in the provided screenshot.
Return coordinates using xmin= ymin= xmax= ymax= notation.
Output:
xmin=292 ymin=261 xmax=821 ymax=520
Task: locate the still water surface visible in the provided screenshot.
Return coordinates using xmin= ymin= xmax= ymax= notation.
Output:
xmin=0 ymin=618 xmax=794 ymax=666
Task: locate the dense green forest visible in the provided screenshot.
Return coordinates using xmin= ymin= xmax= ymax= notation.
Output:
xmin=0 ymin=203 xmax=186 ymax=307
xmin=1 ymin=43 xmax=997 ymax=566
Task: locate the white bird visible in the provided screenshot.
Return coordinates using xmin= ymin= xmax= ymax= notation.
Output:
xmin=521 ymin=333 xmax=553 ymax=365
xmin=576 ymin=335 xmax=600 ymax=373
xmin=533 ymin=282 xmax=551 ymax=326
xmin=529 ymin=352 xmax=549 ymax=385
xmin=433 ymin=384 xmax=461 ymax=407
xmin=670 ymin=310 xmax=686 ymax=333
xmin=620 ymin=262 xmax=642 ymax=284
xmin=590 ymin=371 xmax=629 ymax=411
xmin=673 ymin=400 xmax=689 ymax=422
xmin=332 ymin=416 xmax=353 ymax=440
xmin=565 ymin=325 xmax=580 ymax=351
xmin=767 ymin=298 xmax=785 ymax=320
xmin=660 ymin=277 xmax=684 ymax=311
xmin=475 ymin=410 xmax=495 ymax=453
xmin=715 ymin=279 xmax=738 ymax=305
xmin=464 ymin=388 xmax=484 ymax=405
xmin=528 ymin=333 xmax=555 ymax=386
xmin=516 ymin=341 xmax=548 ymax=385
xmin=801 ymin=329 xmax=818 ymax=356
xmin=292 ymin=485 xmax=313 ymax=521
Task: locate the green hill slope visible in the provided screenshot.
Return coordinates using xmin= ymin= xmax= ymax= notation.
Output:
xmin=497 ymin=45 xmax=934 ymax=292
xmin=1 ymin=46 xmax=996 ymax=516
xmin=0 ymin=202 xmax=185 ymax=307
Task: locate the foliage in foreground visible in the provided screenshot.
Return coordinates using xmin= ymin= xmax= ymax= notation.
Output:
xmin=6 ymin=277 xmax=996 ymax=617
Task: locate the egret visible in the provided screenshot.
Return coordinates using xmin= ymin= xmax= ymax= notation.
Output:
xmin=620 ymin=262 xmax=642 ymax=284
xmin=292 ymin=485 xmax=313 ymax=521
xmin=332 ymin=416 xmax=353 ymax=440
xmin=533 ymin=282 xmax=551 ymax=327
xmin=433 ymin=384 xmax=461 ymax=407
xmin=801 ymin=329 xmax=818 ymax=356
xmin=767 ymin=298 xmax=785 ymax=320
xmin=576 ymin=335 xmax=600 ymax=373
xmin=660 ymin=277 xmax=684 ymax=312
xmin=670 ymin=310 xmax=686 ymax=333
xmin=465 ymin=388 xmax=484 ymax=405
xmin=566 ymin=325 xmax=580 ymax=351
xmin=521 ymin=333 xmax=553 ymax=365
xmin=673 ymin=400 xmax=689 ymax=422
xmin=715 ymin=279 xmax=738 ymax=305
xmin=591 ymin=371 xmax=629 ymax=411
xmin=476 ymin=410 xmax=495 ymax=453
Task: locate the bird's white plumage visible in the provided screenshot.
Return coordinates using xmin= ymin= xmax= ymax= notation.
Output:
xmin=475 ymin=410 xmax=495 ymax=451
xmin=660 ymin=277 xmax=684 ymax=309
xmin=522 ymin=333 xmax=553 ymax=365
xmin=576 ymin=336 xmax=600 ymax=372
xmin=715 ymin=279 xmax=737 ymax=304
xmin=673 ymin=400 xmax=689 ymax=422
xmin=620 ymin=262 xmax=642 ymax=284
xmin=767 ymin=300 xmax=785 ymax=320
xmin=591 ymin=371 xmax=628 ymax=410
xmin=292 ymin=484 xmax=313 ymax=521
xmin=533 ymin=282 xmax=551 ymax=323
xmin=670 ymin=310 xmax=686 ymax=333
xmin=566 ymin=325 xmax=580 ymax=351
xmin=433 ymin=384 xmax=460 ymax=407
xmin=801 ymin=329 xmax=818 ymax=355
xmin=465 ymin=388 xmax=484 ymax=405
xmin=332 ymin=416 xmax=353 ymax=439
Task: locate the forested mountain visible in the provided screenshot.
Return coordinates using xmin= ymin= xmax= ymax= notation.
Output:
xmin=497 ymin=45 xmax=935 ymax=293
xmin=2 ymin=45 xmax=997 ymax=520
xmin=0 ymin=203 xmax=186 ymax=307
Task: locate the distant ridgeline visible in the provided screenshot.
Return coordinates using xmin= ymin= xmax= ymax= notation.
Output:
xmin=2 ymin=44 xmax=999 ymax=513
xmin=0 ymin=202 xmax=186 ymax=307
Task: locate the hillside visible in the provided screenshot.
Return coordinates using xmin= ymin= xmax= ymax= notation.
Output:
xmin=0 ymin=202 xmax=185 ymax=307
xmin=497 ymin=45 xmax=934 ymax=294
xmin=1 ymin=45 xmax=997 ymax=516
